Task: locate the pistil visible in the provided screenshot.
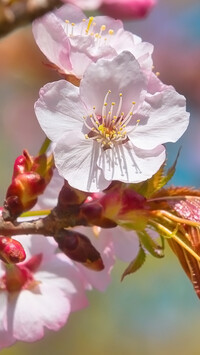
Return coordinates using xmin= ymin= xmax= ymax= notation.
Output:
xmin=84 ymin=91 xmax=139 ymax=150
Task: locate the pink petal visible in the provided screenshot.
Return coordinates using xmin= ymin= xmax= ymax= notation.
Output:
xmin=55 ymin=3 xmax=86 ymax=21
xmin=106 ymin=227 xmax=140 ymax=262
xmin=36 ymin=253 xmax=89 ymax=312
xmin=32 ymin=13 xmax=72 ymax=74
xmin=8 ymin=288 xmax=70 ymax=342
xmin=0 ymin=292 xmax=15 ymax=350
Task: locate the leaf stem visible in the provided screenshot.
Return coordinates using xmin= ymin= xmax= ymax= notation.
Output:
xmin=38 ymin=137 xmax=51 ymax=155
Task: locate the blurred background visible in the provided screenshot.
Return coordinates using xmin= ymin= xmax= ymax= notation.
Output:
xmin=1 ymin=0 xmax=200 ymax=354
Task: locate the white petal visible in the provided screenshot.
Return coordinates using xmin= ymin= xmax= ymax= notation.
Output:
xmin=132 ymin=87 xmax=190 ymax=150
xmin=97 ymin=142 xmax=166 ymax=183
xmin=80 ymin=51 xmax=147 ymax=114
xmin=35 ymin=80 xmax=86 ymax=142
xmin=54 ymin=132 xmax=109 ymax=192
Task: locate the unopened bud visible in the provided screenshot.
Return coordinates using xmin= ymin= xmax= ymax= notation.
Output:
xmin=80 ymin=201 xmax=116 ymax=228
xmin=99 ymin=187 xmax=148 ymax=229
xmin=120 ymin=188 xmax=146 ymax=215
xmin=5 ymin=150 xmax=53 ymax=218
xmin=57 ymin=181 xmax=88 ymax=208
xmin=0 ymin=237 xmax=26 ymax=264
xmin=55 ymin=229 xmax=104 ymax=271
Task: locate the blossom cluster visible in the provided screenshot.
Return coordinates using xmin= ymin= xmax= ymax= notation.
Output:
xmin=0 ymin=2 xmax=192 ymax=350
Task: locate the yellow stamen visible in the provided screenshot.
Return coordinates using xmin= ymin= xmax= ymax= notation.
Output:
xmin=86 ymin=17 xmax=94 ymax=33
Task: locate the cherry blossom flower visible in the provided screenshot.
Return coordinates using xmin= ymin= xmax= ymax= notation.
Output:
xmin=0 ymin=234 xmax=88 ymax=349
xmin=32 ymin=3 xmax=153 ymax=80
xmin=35 ymin=51 xmax=189 ymax=192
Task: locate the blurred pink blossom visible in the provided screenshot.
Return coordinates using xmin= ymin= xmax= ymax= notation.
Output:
xmin=100 ymin=0 xmax=156 ymax=19
xmin=0 ymin=234 xmax=88 ymax=349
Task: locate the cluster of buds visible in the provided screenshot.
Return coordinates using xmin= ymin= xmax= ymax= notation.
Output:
xmin=4 ymin=150 xmax=53 ymax=219
xmin=56 ymin=180 xmax=149 ymax=230
xmin=53 ymin=181 xmax=149 ymax=271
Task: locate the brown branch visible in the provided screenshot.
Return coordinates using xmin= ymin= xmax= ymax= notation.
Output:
xmin=0 ymin=206 xmax=87 ymax=238
xmin=0 ymin=0 xmax=63 ymax=38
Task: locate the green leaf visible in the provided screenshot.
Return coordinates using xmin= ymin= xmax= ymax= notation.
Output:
xmin=121 ymin=246 xmax=146 ymax=281
xmin=138 ymin=230 xmax=164 ymax=258
xmin=159 ymin=147 xmax=181 ymax=189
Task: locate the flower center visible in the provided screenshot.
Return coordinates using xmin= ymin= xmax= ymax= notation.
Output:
xmin=64 ymin=17 xmax=114 ymax=46
xmin=84 ymin=91 xmax=140 ymax=150
xmin=0 ymin=253 xmax=42 ymax=293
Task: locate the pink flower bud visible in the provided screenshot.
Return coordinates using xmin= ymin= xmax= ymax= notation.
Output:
xmin=55 ymin=229 xmax=104 ymax=271
xmin=101 ymin=0 xmax=156 ymax=20
xmin=0 ymin=237 xmax=26 ymax=264
xmin=5 ymin=150 xmax=53 ymax=218
xmin=80 ymin=201 xmax=116 ymax=228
